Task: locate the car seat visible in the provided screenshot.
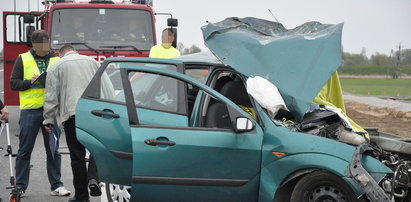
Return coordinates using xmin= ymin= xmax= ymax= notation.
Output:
xmin=205 ymin=102 xmax=231 ymax=128
xmin=219 ymin=81 xmax=252 ymax=107
xmin=208 ymin=75 xmax=234 ymax=107
xmin=205 ymin=81 xmax=251 ymax=128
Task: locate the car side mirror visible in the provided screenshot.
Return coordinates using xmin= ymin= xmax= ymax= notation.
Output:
xmin=235 ymin=117 xmax=254 ymax=133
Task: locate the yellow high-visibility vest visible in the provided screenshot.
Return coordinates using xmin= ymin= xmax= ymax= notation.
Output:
xmin=19 ymin=52 xmax=59 ymax=109
xmin=149 ymin=44 xmax=181 ymax=59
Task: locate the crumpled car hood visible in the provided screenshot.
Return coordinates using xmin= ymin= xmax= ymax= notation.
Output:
xmin=201 ymin=17 xmax=343 ymax=120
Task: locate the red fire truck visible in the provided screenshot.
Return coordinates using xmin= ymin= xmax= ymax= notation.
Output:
xmin=2 ymin=0 xmax=177 ymax=105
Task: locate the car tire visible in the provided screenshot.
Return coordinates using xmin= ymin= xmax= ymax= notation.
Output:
xmin=105 ymin=183 xmax=131 ymax=202
xmin=290 ymin=170 xmax=364 ymax=202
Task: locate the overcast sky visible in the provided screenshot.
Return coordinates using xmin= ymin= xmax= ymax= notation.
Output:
xmin=1 ymin=0 xmax=410 ymax=57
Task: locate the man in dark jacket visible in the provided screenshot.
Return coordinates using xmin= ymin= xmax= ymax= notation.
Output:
xmin=10 ymin=30 xmax=70 ymax=197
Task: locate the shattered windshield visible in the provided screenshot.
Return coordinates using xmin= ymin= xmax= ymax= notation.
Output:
xmin=50 ymin=8 xmax=154 ymax=51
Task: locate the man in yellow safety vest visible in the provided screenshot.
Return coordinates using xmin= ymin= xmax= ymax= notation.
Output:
xmin=9 ymin=30 xmax=70 ymax=197
xmin=149 ymin=28 xmax=181 ymax=59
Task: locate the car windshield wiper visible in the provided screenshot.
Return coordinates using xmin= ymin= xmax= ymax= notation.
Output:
xmin=99 ymin=45 xmax=142 ymax=54
xmin=58 ymin=42 xmax=99 ymax=54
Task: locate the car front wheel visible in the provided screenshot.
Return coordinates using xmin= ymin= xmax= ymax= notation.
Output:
xmin=290 ymin=170 xmax=364 ymax=202
xmin=105 ymin=183 xmax=131 ymax=202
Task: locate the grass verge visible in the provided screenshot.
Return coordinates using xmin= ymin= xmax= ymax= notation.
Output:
xmin=340 ymin=78 xmax=411 ymax=101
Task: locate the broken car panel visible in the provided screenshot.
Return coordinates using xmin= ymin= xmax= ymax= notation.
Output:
xmin=202 ymin=17 xmax=343 ymax=121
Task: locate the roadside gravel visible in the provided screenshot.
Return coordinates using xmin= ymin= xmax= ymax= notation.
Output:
xmin=343 ymin=92 xmax=411 ymax=138
xmin=343 ymin=92 xmax=411 ymax=112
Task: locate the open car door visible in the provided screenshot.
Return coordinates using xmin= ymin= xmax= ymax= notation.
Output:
xmin=76 ymin=58 xmax=186 ymax=185
xmin=118 ymin=63 xmax=264 ymax=201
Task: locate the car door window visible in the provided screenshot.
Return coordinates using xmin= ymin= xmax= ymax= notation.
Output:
xmin=100 ymin=62 xmax=178 ymax=104
xmin=100 ymin=62 xmax=123 ymax=102
xmin=99 ymin=62 xmax=129 ymax=103
xmin=185 ymin=68 xmax=208 ymax=83
xmin=128 ymin=71 xmax=181 ymax=113
xmin=185 ymin=68 xmax=209 ymax=116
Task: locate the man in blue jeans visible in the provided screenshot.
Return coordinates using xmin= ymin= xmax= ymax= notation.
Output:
xmin=9 ymin=30 xmax=70 ymax=197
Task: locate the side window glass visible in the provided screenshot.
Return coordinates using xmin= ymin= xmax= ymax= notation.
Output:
xmin=185 ymin=68 xmax=208 ymax=83
xmin=128 ymin=71 xmax=182 ymax=113
xmin=100 ymin=62 xmax=178 ymax=103
xmin=185 ymin=68 xmax=209 ymax=116
xmin=100 ymin=62 xmax=125 ymax=103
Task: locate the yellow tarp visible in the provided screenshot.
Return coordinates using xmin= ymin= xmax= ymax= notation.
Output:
xmin=312 ymin=72 xmax=369 ymax=138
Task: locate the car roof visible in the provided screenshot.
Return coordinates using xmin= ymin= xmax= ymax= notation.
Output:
xmin=105 ymin=52 xmax=231 ymax=70
xmin=175 ymin=51 xmax=223 ymax=65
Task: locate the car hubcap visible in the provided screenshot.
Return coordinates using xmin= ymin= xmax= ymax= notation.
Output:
xmin=108 ymin=183 xmax=131 ymax=202
xmin=308 ymin=185 xmax=346 ymax=202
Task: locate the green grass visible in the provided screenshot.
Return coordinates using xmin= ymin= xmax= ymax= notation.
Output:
xmin=338 ymin=65 xmax=411 ymax=75
xmin=340 ymin=78 xmax=411 ymax=100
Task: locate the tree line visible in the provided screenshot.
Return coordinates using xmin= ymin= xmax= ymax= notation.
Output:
xmin=177 ymin=43 xmax=202 ymax=56
xmin=343 ymin=48 xmax=411 ymax=66
xmin=340 ymin=48 xmax=411 ymax=78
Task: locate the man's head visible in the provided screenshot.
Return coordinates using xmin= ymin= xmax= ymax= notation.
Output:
xmin=31 ymin=30 xmax=50 ymax=56
xmin=58 ymin=45 xmax=76 ymax=57
xmin=161 ymin=28 xmax=175 ymax=49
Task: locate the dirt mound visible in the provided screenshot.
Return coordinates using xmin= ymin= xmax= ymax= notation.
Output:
xmin=345 ymin=100 xmax=411 ymax=138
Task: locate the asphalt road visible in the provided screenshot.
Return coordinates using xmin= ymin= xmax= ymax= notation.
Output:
xmin=1 ymin=62 xmax=107 ymax=201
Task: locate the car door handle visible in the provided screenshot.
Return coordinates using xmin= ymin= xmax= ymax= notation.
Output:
xmin=144 ymin=139 xmax=176 ymax=146
xmin=91 ymin=110 xmax=120 ymax=118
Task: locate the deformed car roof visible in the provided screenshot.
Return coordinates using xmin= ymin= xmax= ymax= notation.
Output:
xmin=177 ymin=51 xmax=223 ymax=65
xmin=201 ymin=17 xmax=343 ymax=120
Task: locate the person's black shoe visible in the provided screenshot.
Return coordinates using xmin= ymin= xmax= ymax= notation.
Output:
xmin=88 ymin=179 xmax=102 ymax=196
xmin=68 ymin=196 xmax=89 ymax=202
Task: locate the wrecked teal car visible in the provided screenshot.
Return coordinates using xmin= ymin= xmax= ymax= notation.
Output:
xmin=76 ymin=17 xmax=411 ymax=202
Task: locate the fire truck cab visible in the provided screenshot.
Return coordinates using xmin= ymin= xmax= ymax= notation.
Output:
xmin=2 ymin=0 xmax=177 ymax=105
